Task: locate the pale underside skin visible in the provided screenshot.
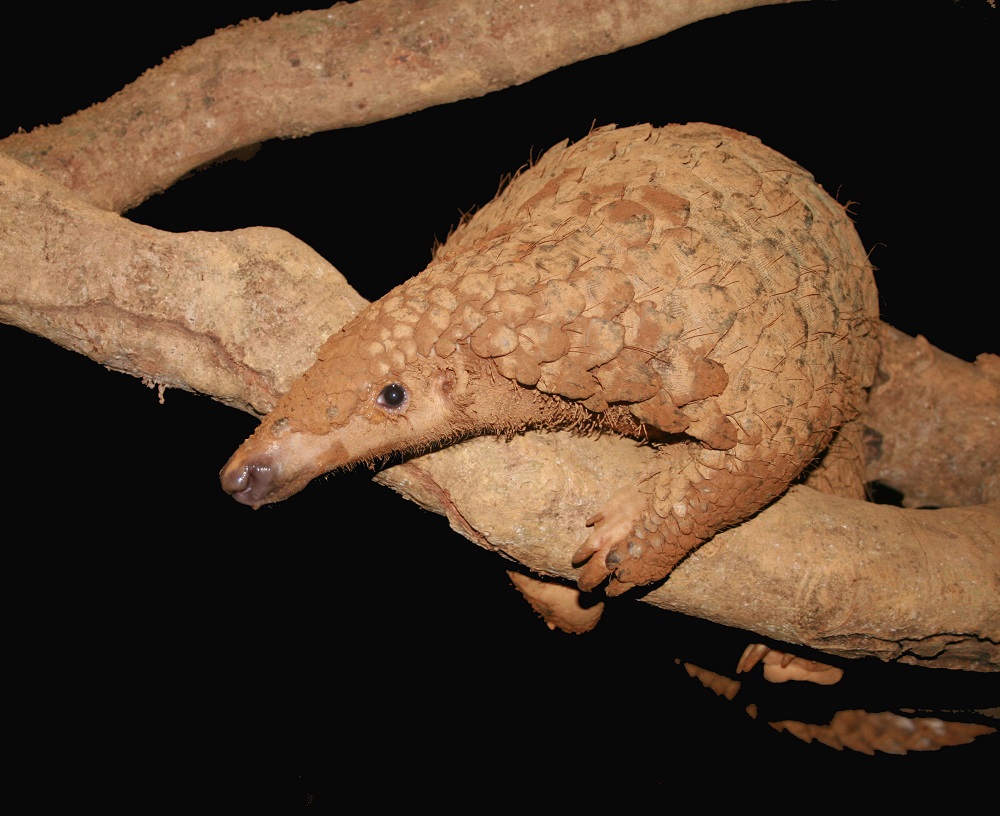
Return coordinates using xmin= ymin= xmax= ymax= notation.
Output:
xmin=221 ymin=123 xmax=879 ymax=595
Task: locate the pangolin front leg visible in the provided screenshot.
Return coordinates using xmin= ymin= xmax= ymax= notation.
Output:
xmin=573 ymin=443 xmax=787 ymax=595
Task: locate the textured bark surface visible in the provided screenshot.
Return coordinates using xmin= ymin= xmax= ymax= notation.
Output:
xmin=1 ymin=0 xmax=996 ymax=783
xmin=0 ymin=153 xmax=366 ymax=416
xmin=0 ymin=0 xmax=794 ymax=214
xmin=865 ymin=326 xmax=1000 ymax=509
xmin=379 ymin=438 xmax=1000 ymax=670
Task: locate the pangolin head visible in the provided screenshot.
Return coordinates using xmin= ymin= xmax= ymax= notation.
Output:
xmin=219 ymin=289 xmax=492 ymax=508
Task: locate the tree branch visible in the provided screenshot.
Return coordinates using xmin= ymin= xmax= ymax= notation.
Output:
xmin=0 ymin=152 xmax=364 ymax=416
xmin=0 ymin=0 xmax=797 ymax=214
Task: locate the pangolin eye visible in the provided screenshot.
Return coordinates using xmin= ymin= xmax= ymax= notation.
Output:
xmin=377 ymin=383 xmax=408 ymax=410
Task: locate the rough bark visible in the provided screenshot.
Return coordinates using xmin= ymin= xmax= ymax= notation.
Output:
xmin=0 ymin=0 xmax=798 ymax=214
xmin=865 ymin=327 xmax=1000 ymax=509
xmin=0 ymin=152 xmax=366 ymax=417
xmin=0 ymin=0 xmax=996 ymax=681
xmin=379 ymin=440 xmax=1000 ymax=671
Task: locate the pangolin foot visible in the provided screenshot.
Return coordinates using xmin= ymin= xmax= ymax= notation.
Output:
xmin=572 ymin=503 xmax=680 ymax=596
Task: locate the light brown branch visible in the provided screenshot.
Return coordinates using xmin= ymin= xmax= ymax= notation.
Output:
xmin=866 ymin=326 xmax=1000 ymax=508
xmin=0 ymin=153 xmax=365 ymax=416
xmin=0 ymin=0 xmax=799 ymax=213
xmin=378 ymin=438 xmax=1000 ymax=671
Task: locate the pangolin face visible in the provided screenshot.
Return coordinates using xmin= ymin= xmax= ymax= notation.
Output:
xmin=219 ymin=328 xmax=476 ymax=508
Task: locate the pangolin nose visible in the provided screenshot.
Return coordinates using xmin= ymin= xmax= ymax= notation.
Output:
xmin=220 ymin=456 xmax=275 ymax=507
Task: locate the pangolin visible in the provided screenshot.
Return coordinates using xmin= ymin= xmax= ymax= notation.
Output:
xmin=220 ymin=123 xmax=880 ymax=595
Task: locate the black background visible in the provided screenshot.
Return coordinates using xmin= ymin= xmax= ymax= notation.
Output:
xmin=3 ymin=1 xmax=996 ymax=807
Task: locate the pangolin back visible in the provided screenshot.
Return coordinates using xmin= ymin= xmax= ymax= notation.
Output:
xmin=362 ymin=122 xmax=877 ymax=442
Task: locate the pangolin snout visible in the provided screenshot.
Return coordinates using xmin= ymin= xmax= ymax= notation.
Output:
xmin=220 ymin=455 xmax=275 ymax=507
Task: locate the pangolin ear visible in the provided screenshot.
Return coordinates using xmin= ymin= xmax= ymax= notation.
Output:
xmin=439 ymin=367 xmax=458 ymax=396
xmin=437 ymin=360 xmax=478 ymax=408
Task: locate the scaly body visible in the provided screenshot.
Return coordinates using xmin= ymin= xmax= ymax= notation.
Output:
xmin=221 ymin=123 xmax=879 ymax=594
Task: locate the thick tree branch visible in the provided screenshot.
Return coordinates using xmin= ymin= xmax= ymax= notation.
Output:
xmin=380 ymin=441 xmax=999 ymax=671
xmin=0 ymin=0 xmax=798 ymax=213
xmin=0 ymin=152 xmax=365 ymax=416
xmin=865 ymin=326 xmax=1000 ymax=509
